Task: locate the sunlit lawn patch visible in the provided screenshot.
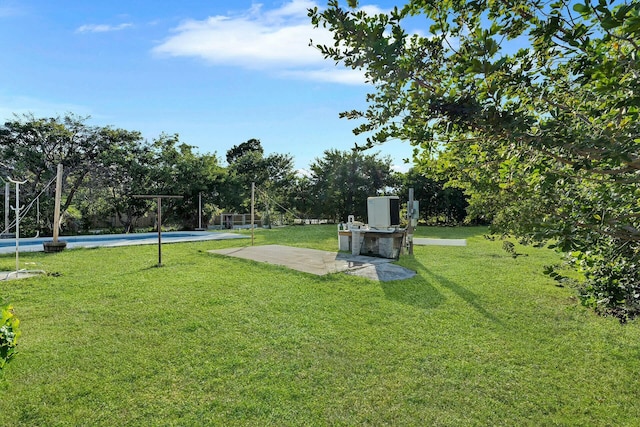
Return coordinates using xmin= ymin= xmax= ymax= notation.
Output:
xmin=1 ymin=226 xmax=639 ymax=425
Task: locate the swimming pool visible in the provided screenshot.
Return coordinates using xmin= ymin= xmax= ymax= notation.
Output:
xmin=0 ymin=231 xmax=248 ymax=254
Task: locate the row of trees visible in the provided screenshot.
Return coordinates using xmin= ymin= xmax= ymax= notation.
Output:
xmin=0 ymin=113 xmax=468 ymax=236
xmin=3 ymin=1 xmax=636 ymax=321
xmin=310 ymin=0 xmax=639 ymax=319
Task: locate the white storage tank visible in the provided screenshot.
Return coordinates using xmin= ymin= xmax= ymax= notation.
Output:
xmin=367 ymin=196 xmax=401 ymax=229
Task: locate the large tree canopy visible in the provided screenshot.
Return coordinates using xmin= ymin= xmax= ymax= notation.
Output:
xmin=0 ymin=113 xmax=144 ymax=233
xmin=223 ymin=139 xmax=296 ymax=221
xmin=309 ymin=149 xmax=397 ymax=222
xmin=398 ymin=168 xmax=469 ymax=225
xmin=0 ymin=116 xmax=227 ymax=233
xmin=310 ymin=1 xmax=640 ymax=319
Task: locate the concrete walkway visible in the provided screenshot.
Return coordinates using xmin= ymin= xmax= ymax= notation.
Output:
xmin=0 ymin=271 xmax=44 ymax=281
xmin=209 ymin=245 xmax=416 ymax=282
xmin=413 ymin=238 xmax=467 ymax=246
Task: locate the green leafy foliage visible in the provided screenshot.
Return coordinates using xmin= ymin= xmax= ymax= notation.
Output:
xmin=223 ymin=139 xmax=296 ymax=225
xmin=398 ymin=168 xmax=470 ymax=225
xmin=310 ymin=0 xmax=640 ymax=319
xmin=0 ymin=114 xmax=399 ymax=232
xmin=148 ymin=134 xmax=227 ymax=230
xmin=0 ymin=113 xmax=148 ymax=234
xmin=0 ymin=116 xmax=228 ymax=233
xmin=1 ymin=304 xmax=20 ymax=369
xmin=308 ymin=149 xmax=398 ymax=222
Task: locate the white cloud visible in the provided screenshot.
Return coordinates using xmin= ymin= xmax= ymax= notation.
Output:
xmin=391 ymin=162 xmax=411 ymax=173
xmin=281 ymin=68 xmax=367 ymax=85
xmin=152 ymin=0 xmax=378 ymax=84
xmin=76 ymin=22 xmax=133 ymax=33
xmin=359 ymin=5 xmax=388 ymax=15
xmin=154 ymin=16 xmax=327 ymax=68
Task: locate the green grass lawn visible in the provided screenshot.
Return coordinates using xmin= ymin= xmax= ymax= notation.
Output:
xmin=1 ymin=225 xmax=639 ymax=426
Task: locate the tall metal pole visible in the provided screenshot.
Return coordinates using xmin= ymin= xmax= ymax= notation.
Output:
xmin=133 ymin=195 xmax=183 ymax=267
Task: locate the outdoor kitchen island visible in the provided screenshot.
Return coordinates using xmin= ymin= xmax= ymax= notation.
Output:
xmin=338 ymin=228 xmax=406 ymax=259
xmin=337 ymin=195 xmax=414 ymax=260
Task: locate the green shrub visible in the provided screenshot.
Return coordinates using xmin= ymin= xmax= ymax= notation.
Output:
xmin=1 ymin=304 xmax=21 ymax=369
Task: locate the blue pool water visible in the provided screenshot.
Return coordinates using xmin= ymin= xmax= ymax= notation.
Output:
xmin=0 ymin=231 xmax=247 ymax=254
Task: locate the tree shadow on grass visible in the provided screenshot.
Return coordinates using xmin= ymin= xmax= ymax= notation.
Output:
xmin=388 ymin=257 xmax=503 ymax=325
xmin=379 ymin=274 xmax=446 ymax=311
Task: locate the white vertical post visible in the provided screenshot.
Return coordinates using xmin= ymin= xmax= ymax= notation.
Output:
xmin=198 ymin=192 xmax=202 ymax=230
xmin=4 ymin=182 xmax=9 ymax=233
xmin=14 ymin=181 xmax=20 ymax=274
xmin=16 ymin=182 xmax=20 ymax=277
xmin=157 ymin=197 xmax=162 ymax=266
xmin=408 ymin=188 xmax=415 ymax=255
xmin=14 ymin=182 xmax=20 ymax=274
xmin=53 ymin=164 xmax=63 ymax=243
xmin=8 ymin=177 xmax=27 ymax=276
xmin=251 ymin=182 xmax=255 ymax=246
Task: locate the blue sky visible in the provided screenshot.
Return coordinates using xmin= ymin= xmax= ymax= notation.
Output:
xmin=0 ymin=0 xmax=415 ymax=173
